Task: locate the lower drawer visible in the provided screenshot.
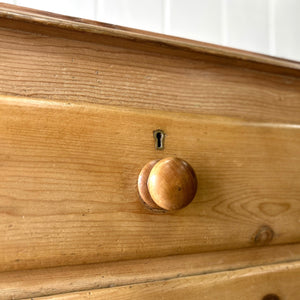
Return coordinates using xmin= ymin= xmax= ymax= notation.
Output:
xmin=1 ymin=95 xmax=300 ymax=272
xmin=30 ymin=261 xmax=300 ymax=300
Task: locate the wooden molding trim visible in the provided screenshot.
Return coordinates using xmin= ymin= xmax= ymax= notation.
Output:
xmin=0 ymin=13 xmax=300 ymax=123
xmin=1 ymin=243 xmax=299 ymax=299
xmin=32 ymin=261 xmax=300 ymax=300
xmin=0 ymin=3 xmax=300 ymax=77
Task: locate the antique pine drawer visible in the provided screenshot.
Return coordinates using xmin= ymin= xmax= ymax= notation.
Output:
xmin=0 ymin=4 xmax=299 ymax=300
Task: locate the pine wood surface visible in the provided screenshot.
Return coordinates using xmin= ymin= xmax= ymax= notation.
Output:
xmin=1 ymin=244 xmax=299 ymax=299
xmin=0 ymin=3 xmax=300 ymax=74
xmin=28 ymin=261 xmax=300 ymax=300
xmin=0 ymin=4 xmax=300 ymax=124
xmin=1 ymin=95 xmax=299 ymax=272
xmin=0 ymin=6 xmax=300 ymax=297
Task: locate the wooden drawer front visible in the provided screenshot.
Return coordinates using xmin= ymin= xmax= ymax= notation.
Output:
xmin=28 ymin=262 xmax=300 ymax=300
xmin=1 ymin=95 xmax=300 ymax=272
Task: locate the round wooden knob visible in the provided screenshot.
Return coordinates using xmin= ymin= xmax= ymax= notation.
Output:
xmin=138 ymin=157 xmax=197 ymax=211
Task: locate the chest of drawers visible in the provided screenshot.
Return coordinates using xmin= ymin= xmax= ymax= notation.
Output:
xmin=0 ymin=4 xmax=299 ymax=300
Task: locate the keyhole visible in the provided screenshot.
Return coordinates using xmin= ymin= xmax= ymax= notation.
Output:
xmin=153 ymin=129 xmax=165 ymax=150
xmin=156 ymin=132 xmax=162 ymax=148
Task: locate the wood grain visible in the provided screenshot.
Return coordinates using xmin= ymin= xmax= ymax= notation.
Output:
xmin=29 ymin=261 xmax=300 ymax=300
xmin=1 ymin=95 xmax=300 ymax=272
xmin=0 ymin=3 xmax=300 ymax=75
xmin=0 ymin=4 xmax=300 ymax=123
xmin=1 ymin=243 xmax=300 ymax=299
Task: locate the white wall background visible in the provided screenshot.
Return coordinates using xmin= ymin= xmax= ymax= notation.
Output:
xmin=2 ymin=0 xmax=300 ymax=62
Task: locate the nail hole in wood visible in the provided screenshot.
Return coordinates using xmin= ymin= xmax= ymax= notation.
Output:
xmin=153 ymin=129 xmax=165 ymax=150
